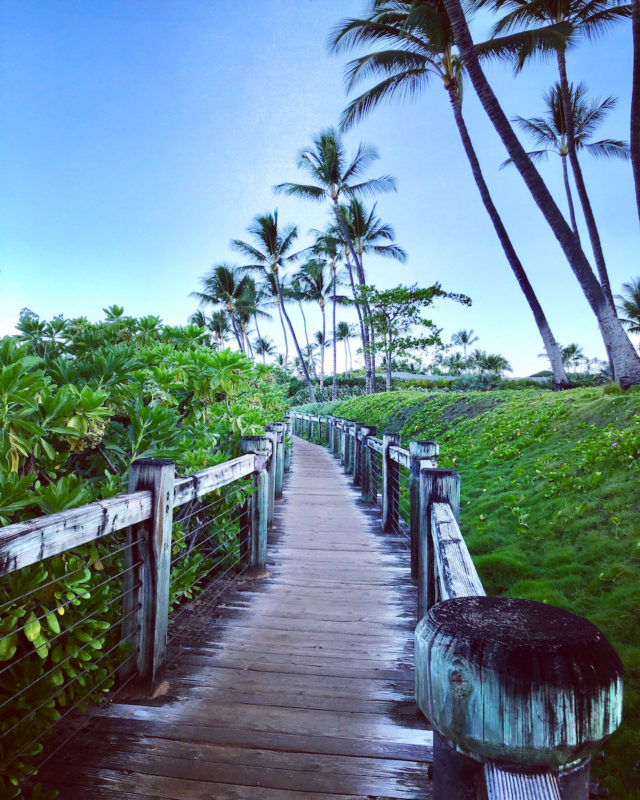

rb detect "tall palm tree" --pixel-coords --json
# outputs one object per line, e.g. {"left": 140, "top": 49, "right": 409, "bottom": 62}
{"left": 274, "top": 128, "right": 397, "bottom": 393}
{"left": 451, "top": 329, "right": 479, "bottom": 360}
{"left": 341, "top": 198, "right": 407, "bottom": 386}
{"left": 254, "top": 336, "right": 276, "bottom": 364}
{"left": 616, "top": 278, "right": 640, "bottom": 334}
{"left": 208, "top": 310, "right": 231, "bottom": 349}
{"left": 390, "top": 0, "right": 640, "bottom": 387}
{"left": 336, "top": 321, "right": 355, "bottom": 376}
{"left": 287, "top": 276, "right": 314, "bottom": 358}
{"left": 311, "top": 230, "right": 344, "bottom": 399}
{"left": 232, "top": 211, "right": 317, "bottom": 402}
{"left": 482, "top": 0, "right": 631, "bottom": 309}
{"left": 260, "top": 272, "right": 290, "bottom": 368}
{"left": 330, "top": 0, "right": 571, "bottom": 390}
{"left": 297, "top": 259, "right": 351, "bottom": 393}
{"left": 191, "top": 264, "right": 253, "bottom": 352}
{"left": 507, "top": 83, "right": 629, "bottom": 240}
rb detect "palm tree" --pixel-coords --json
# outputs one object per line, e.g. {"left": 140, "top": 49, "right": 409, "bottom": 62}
{"left": 507, "top": 83, "right": 629, "bottom": 240}
{"left": 451, "top": 329, "right": 479, "bottom": 360}
{"left": 336, "top": 321, "right": 355, "bottom": 376}
{"left": 633, "top": 1, "right": 640, "bottom": 224}
{"left": 208, "top": 310, "right": 231, "bottom": 349}
{"left": 341, "top": 198, "right": 407, "bottom": 387}
{"left": 191, "top": 264, "right": 253, "bottom": 352}
{"left": 311, "top": 230, "right": 344, "bottom": 400}
{"left": 232, "top": 211, "right": 317, "bottom": 402}
{"left": 274, "top": 128, "right": 396, "bottom": 393}
{"left": 254, "top": 336, "right": 276, "bottom": 364}
{"left": 482, "top": 0, "right": 630, "bottom": 309}
{"left": 425, "top": 0, "right": 640, "bottom": 387}
{"left": 329, "top": 0, "right": 571, "bottom": 390}
{"left": 260, "top": 272, "right": 290, "bottom": 368}
{"left": 616, "top": 278, "right": 640, "bottom": 334}
{"left": 287, "top": 276, "right": 314, "bottom": 358}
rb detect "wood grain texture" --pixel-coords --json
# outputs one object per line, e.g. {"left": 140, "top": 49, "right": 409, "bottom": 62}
{"left": 40, "top": 435, "right": 432, "bottom": 798}
{"left": 173, "top": 454, "right": 256, "bottom": 507}
{"left": 431, "top": 502, "right": 485, "bottom": 600}
{"left": 0, "top": 489, "right": 152, "bottom": 577}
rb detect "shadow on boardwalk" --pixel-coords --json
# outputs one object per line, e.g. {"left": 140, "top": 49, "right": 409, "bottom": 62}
{"left": 40, "top": 437, "right": 433, "bottom": 799}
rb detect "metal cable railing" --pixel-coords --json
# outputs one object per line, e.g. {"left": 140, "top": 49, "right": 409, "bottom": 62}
{"left": 0, "top": 528, "right": 141, "bottom": 788}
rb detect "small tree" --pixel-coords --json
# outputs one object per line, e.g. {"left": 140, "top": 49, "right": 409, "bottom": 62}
{"left": 360, "top": 284, "right": 471, "bottom": 391}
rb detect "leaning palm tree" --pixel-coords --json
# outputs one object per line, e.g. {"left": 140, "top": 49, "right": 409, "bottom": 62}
{"left": 481, "top": 0, "right": 630, "bottom": 309}
{"left": 451, "top": 329, "right": 479, "bottom": 360}
{"left": 232, "top": 211, "right": 317, "bottom": 402}
{"left": 616, "top": 278, "right": 640, "bottom": 335}
{"left": 433, "top": 0, "right": 640, "bottom": 386}
{"left": 275, "top": 128, "right": 396, "bottom": 393}
{"left": 259, "top": 272, "right": 290, "bottom": 368}
{"left": 506, "top": 83, "right": 629, "bottom": 241}
{"left": 329, "top": 0, "right": 571, "bottom": 390}
{"left": 287, "top": 276, "right": 314, "bottom": 357}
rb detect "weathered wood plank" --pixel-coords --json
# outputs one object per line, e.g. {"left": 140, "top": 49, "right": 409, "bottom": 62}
{"left": 0, "top": 490, "right": 152, "bottom": 577}
{"left": 431, "top": 502, "right": 485, "bottom": 600}
{"left": 173, "top": 453, "right": 256, "bottom": 506}
{"left": 367, "top": 436, "right": 383, "bottom": 453}
{"left": 389, "top": 445, "right": 411, "bottom": 469}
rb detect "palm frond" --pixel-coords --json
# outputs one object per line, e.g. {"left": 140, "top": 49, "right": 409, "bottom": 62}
{"left": 274, "top": 181, "right": 326, "bottom": 201}
{"left": 583, "top": 139, "right": 630, "bottom": 159}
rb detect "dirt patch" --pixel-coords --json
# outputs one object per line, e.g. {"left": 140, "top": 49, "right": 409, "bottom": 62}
{"left": 383, "top": 399, "right": 434, "bottom": 434}
{"left": 439, "top": 395, "right": 502, "bottom": 427}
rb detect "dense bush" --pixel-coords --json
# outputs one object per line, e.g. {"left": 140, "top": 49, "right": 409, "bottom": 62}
{"left": 0, "top": 311, "right": 286, "bottom": 797}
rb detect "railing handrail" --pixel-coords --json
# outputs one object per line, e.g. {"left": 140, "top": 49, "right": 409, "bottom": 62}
{"left": 0, "top": 452, "right": 265, "bottom": 579}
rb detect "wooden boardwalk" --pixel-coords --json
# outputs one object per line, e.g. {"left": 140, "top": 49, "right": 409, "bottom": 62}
{"left": 41, "top": 436, "right": 433, "bottom": 799}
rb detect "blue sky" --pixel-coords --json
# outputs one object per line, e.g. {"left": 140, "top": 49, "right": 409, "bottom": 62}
{"left": 0, "top": 0, "right": 637, "bottom": 375}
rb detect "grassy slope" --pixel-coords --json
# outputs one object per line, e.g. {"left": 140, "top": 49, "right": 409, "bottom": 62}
{"left": 325, "top": 388, "right": 640, "bottom": 797}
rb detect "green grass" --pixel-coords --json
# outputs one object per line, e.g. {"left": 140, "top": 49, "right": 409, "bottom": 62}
{"left": 305, "top": 388, "right": 640, "bottom": 796}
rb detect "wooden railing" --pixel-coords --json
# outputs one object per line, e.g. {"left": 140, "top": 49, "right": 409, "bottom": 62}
{"left": 292, "top": 411, "right": 624, "bottom": 800}
{"left": 0, "top": 422, "right": 290, "bottom": 783}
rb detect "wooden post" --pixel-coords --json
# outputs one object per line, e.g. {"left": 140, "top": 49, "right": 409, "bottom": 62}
{"left": 239, "top": 436, "right": 270, "bottom": 573}
{"left": 318, "top": 416, "right": 323, "bottom": 444}
{"left": 418, "top": 467, "right": 460, "bottom": 620}
{"left": 124, "top": 458, "right": 175, "bottom": 686}
{"left": 325, "top": 415, "right": 331, "bottom": 446}
{"left": 352, "top": 424, "right": 362, "bottom": 487}
{"left": 360, "top": 426, "right": 376, "bottom": 501}
{"left": 270, "top": 423, "right": 285, "bottom": 499}
{"left": 382, "top": 433, "right": 400, "bottom": 532}
{"left": 415, "top": 596, "right": 623, "bottom": 800}
{"left": 264, "top": 430, "right": 278, "bottom": 526}
{"left": 284, "top": 419, "right": 292, "bottom": 472}
{"left": 409, "top": 441, "right": 439, "bottom": 582}
{"left": 344, "top": 424, "right": 353, "bottom": 474}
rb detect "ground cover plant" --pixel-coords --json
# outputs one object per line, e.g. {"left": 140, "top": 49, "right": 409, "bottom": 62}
{"left": 0, "top": 310, "right": 287, "bottom": 798}
{"left": 302, "top": 387, "right": 640, "bottom": 797}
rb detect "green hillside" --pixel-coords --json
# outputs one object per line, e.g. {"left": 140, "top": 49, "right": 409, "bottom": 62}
{"left": 302, "top": 388, "right": 640, "bottom": 797}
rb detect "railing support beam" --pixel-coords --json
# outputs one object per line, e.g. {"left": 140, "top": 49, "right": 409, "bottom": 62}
{"left": 125, "top": 458, "right": 175, "bottom": 686}
{"left": 409, "top": 441, "right": 439, "bottom": 582}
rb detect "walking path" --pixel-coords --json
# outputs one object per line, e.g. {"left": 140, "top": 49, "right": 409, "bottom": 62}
{"left": 41, "top": 436, "right": 433, "bottom": 799}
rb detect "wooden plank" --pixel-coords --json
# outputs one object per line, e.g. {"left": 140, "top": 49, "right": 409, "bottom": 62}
{"left": 389, "top": 445, "right": 411, "bottom": 469}
{"left": 431, "top": 502, "right": 485, "bottom": 599}
{"left": 173, "top": 454, "right": 256, "bottom": 506}
{"left": 367, "top": 436, "right": 383, "bottom": 453}
{"left": 0, "top": 489, "right": 152, "bottom": 577}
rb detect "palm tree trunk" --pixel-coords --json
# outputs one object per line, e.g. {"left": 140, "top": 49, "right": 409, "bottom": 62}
{"left": 230, "top": 313, "right": 244, "bottom": 352}
{"left": 320, "top": 302, "right": 326, "bottom": 393}
{"left": 561, "top": 153, "right": 580, "bottom": 241}
{"left": 447, "top": 88, "right": 571, "bottom": 389}
{"left": 277, "top": 302, "right": 289, "bottom": 367}
{"left": 332, "top": 264, "right": 338, "bottom": 400}
{"left": 275, "top": 274, "right": 316, "bottom": 402}
{"left": 333, "top": 201, "right": 373, "bottom": 392}
{"left": 556, "top": 52, "right": 614, "bottom": 307}
{"left": 298, "top": 300, "right": 312, "bottom": 353}
{"left": 441, "top": 0, "right": 640, "bottom": 387}
{"left": 632, "top": 0, "right": 640, "bottom": 224}
{"left": 386, "top": 331, "right": 392, "bottom": 392}
{"left": 344, "top": 251, "right": 371, "bottom": 391}
{"left": 245, "top": 330, "right": 254, "bottom": 357}
{"left": 347, "top": 337, "right": 353, "bottom": 376}
{"left": 254, "top": 314, "right": 262, "bottom": 343}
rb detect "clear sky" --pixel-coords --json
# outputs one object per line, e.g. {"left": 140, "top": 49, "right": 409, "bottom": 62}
{"left": 0, "top": 0, "right": 637, "bottom": 376}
